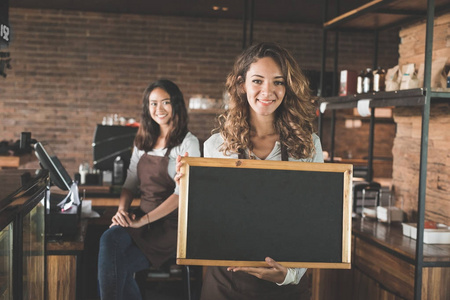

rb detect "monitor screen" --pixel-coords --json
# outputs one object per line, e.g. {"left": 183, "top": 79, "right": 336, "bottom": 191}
{"left": 34, "top": 142, "right": 73, "bottom": 191}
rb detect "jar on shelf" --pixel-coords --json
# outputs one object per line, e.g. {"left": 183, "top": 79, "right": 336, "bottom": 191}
{"left": 363, "top": 68, "right": 373, "bottom": 93}
{"left": 357, "top": 70, "right": 365, "bottom": 94}
{"left": 373, "top": 67, "right": 386, "bottom": 92}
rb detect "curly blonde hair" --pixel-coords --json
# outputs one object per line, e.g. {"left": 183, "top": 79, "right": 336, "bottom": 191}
{"left": 216, "top": 42, "right": 317, "bottom": 159}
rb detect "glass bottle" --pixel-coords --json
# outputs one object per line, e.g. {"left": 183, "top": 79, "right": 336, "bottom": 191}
{"left": 113, "top": 156, "right": 124, "bottom": 185}
{"left": 373, "top": 67, "right": 386, "bottom": 92}
{"left": 357, "top": 70, "right": 365, "bottom": 94}
{"left": 363, "top": 68, "right": 373, "bottom": 93}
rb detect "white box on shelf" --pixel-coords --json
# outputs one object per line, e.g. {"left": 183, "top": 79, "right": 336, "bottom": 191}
{"left": 362, "top": 207, "right": 377, "bottom": 219}
{"left": 377, "top": 206, "right": 403, "bottom": 222}
{"left": 401, "top": 223, "right": 450, "bottom": 244}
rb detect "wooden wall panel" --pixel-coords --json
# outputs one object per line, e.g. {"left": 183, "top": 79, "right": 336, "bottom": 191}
{"left": 422, "top": 267, "right": 450, "bottom": 300}
{"left": 354, "top": 237, "right": 415, "bottom": 299}
{"left": 47, "top": 255, "right": 77, "bottom": 300}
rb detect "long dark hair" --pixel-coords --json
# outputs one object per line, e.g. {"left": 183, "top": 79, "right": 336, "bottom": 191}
{"left": 134, "top": 79, "right": 188, "bottom": 152}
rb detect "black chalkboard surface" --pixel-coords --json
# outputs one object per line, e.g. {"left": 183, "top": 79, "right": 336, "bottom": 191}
{"left": 177, "top": 157, "right": 352, "bottom": 269}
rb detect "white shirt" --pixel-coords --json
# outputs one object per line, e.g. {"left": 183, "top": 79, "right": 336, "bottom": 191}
{"left": 123, "top": 132, "right": 200, "bottom": 195}
{"left": 204, "top": 132, "right": 324, "bottom": 285}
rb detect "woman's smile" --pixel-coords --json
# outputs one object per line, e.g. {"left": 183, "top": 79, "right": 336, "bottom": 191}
{"left": 257, "top": 98, "right": 276, "bottom": 106}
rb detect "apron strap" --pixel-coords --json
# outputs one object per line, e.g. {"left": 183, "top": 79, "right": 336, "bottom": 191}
{"left": 164, "top": 147, "right": 171, "bottom": 157}
{"left": 238, "top": 148, "right": 245, "bottom": 159}
{"left": 280, "top": 143, "right": 288, "bottom": 161}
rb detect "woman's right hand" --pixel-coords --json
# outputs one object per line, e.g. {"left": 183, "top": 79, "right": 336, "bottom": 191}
{"left": 110, "top": 208, "right": 134, "bottom": 228}
{"left": 174, "top": 152, "right": 189, "bottom": 185}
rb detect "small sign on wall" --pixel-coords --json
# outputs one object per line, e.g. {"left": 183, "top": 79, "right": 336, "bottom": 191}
{"left": 0, "top": 0, "right": 10, "bottom": 47}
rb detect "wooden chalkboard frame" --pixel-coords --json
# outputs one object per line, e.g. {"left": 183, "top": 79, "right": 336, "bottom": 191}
{"left": 177, "top": 157, "right": 353, "bottom": 269}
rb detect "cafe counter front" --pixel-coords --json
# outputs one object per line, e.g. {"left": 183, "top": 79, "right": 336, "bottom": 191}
{"left": 0, "top": 169, "right": 47, "bottom": 300}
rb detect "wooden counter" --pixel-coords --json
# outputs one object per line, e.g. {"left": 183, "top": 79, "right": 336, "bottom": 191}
{"left": 88, "top": 197, "right": 140, "bottom": 207}
{"left": 0, "top": 153, "right": 36, "bottom": 169}
{"left": 312, "top": 218, "right": 450, "bottom": 300}
{"left": 353, "top": 218, "right": 450, "bottom": 264}
{"left": 47, "top": 219, "right": 88, "bottom": 300}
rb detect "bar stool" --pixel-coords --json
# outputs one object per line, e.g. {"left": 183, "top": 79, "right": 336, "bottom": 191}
{"left": 135, "top": 260, "right": 194, "bottom": 300}
{"left": 352, "top": 181, "right": 381, "bottom": 215}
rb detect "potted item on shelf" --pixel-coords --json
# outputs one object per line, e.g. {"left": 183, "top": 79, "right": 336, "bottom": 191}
{"left": 400, "top": 63, "right": 419, "bottom": 90}
{"left": 385, "top": 65, "right": 401, "bottom": 91}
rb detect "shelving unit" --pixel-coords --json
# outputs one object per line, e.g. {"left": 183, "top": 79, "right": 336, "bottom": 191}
{"left": 318, "top": 0, "right": 450, "bottom": 299}
{"left": 322, "top": 88, "right": 450, "bottom": 110}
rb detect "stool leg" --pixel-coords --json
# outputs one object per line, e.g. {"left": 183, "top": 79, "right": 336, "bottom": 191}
{"left": 184, "top": 265, "right": 192, "bottom": 300}
{"left": 362, "top": 189, "right": 366, "bottom": 218}
{"left": 134, "top": 270, "right": 147, "bottom": 299}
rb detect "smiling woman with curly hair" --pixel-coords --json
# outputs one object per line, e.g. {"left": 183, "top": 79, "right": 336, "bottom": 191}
{"left": 216, "top": 42, "right": 317, "bottom": 160}
{"left": 196, "top": 42, "right": 324, "bottom": 300}
{"left": 175, "top": 42, "right": 324, "bottom": 300}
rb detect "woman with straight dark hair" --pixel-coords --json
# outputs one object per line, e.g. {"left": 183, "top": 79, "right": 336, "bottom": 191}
{"left": 98, "top": 79, "right": 200, "bottom": 300}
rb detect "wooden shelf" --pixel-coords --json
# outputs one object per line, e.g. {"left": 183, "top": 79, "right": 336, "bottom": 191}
{"left": 324, "top": 0, "right": 450, "bottom": 31}
{"left": 319, "top": 88, "right": 450, "bottom": 110}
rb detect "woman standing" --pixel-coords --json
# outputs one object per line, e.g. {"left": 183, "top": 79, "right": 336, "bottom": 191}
{"left": 98, "top": 79, "right": 200, "bottom": 300}
{"left": 195, "top": 42, "right": 323, "bottom": 299}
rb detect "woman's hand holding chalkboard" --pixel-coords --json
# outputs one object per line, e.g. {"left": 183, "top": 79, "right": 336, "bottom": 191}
{"left": 227, "top": 257, "right": 288, "bottom": 284}
{"left": 175, "top": 152, "right": 189, "bottom": 184}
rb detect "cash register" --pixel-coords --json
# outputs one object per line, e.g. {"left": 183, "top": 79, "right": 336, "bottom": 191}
{"left": 34, "top": 141, "right": 81, "bottom": 237}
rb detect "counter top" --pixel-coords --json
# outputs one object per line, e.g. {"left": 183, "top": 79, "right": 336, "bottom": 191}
{"left": 0, "top": 169, "right": 40, "bottom": 201}
{"left": 0, "top": 153, "right": 36, "bottom": 169}
{"left": 352, "top": 218, "right": 450, "bottom": 263}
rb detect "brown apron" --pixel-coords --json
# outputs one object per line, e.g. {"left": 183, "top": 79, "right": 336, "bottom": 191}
{"left": 200, "top": 144, "right": 311, "bottom": 300}
{"left": 126, "top": 151, "right": 177, "bottom": 269}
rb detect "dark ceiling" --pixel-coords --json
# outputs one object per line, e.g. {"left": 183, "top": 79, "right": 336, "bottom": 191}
{"left": 9, "top": 0, "right": 370, "bottom": 25}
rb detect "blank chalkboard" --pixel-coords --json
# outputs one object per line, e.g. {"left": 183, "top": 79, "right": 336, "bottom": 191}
{"left": 177, "top": 157, "right": 352, "bottom": 269}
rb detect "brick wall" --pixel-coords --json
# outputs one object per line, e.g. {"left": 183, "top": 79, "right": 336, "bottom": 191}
{"left": 392, "top": 13, "right": 450, "bottom": 224}
{"left": 399, "top": 13, "right": 450, "bottom": 67}
{"left": 0, "top": 8, "right": 398, "bottom": 176}
{"left": 320, "top": 109, "right": 396, "bottom": 162}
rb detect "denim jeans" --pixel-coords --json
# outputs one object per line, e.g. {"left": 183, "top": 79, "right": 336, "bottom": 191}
{"left": 98, "top": 225, "right": 150, "bottom": 300}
